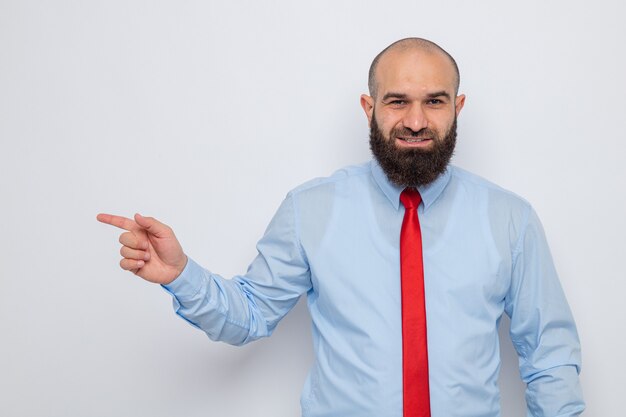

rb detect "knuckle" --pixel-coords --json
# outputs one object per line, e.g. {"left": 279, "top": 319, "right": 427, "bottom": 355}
{"left": 120, "top": 246, "right": 131, "bottom": 257}
{"left": 119, "top": 232, "right": 130, "bottom": 245}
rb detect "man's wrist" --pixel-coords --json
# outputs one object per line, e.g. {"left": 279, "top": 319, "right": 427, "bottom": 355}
{"left": 164, "top": 254, "right": 189, "bottom": 285}
{"left": 161, "top": 257, "right": 204, "bottom": 298}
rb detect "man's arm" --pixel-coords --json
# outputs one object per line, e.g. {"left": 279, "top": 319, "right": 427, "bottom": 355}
{"left": 505, "top": 207, "right": 585, "bottom": 416}
{"left": 98, "top": 194, "right": 311, "bottom": 346}
{"left": 160, "top": 194, "right": 311, "bottom": 345}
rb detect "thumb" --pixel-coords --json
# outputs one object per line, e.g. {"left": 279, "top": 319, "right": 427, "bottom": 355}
{"left": 134, "top": 213, "right": 171, "bottom": 237}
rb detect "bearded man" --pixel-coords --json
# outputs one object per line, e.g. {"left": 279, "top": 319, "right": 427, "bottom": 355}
{"left": 98, "top": 38, "right": 585, "bottom": 417}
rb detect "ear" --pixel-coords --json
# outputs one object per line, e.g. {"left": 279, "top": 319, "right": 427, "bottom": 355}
{"left": 360, "top": 94, "right": 375, "bottom": 127}
{"left": 454, "top": 94, "right": 466, "bottom": 117}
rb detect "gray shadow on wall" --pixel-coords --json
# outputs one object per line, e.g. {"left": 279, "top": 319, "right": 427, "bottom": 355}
{"left": 201, "top": 297, "right": 314, "bottom": 416}
{"left": 498, "top": 314, "right": 527, "bottom": 417}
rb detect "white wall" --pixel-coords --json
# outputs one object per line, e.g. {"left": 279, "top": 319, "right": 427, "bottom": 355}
{"left": 1, "top": 1, "right": 624, "bottom": 416}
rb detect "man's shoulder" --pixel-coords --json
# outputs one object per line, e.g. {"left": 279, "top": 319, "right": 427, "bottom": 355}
{"left": 448, "top": 165, "right": 531, "bottom": 209}
{"left": 287, "top": 161, "right": 373, "bottom": 197}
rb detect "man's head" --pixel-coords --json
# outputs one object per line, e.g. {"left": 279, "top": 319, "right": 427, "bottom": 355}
{"left": 361, "top": 38, "right": 465, "bottom": 187}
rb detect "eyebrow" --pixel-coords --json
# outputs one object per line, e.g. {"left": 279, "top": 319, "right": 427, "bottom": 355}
{"left": 426, "top": 91, "right": 452, "bottom": 100}
{"left": 381, "top": 92, "right": 408, "bottom": 101}
{"left": 381, "top": 91, "right": 452, "bottom": 102}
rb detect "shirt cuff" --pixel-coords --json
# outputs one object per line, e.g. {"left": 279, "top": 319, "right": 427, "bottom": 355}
{"left": 161, "top": 257, "right": 205, "bottom": 299}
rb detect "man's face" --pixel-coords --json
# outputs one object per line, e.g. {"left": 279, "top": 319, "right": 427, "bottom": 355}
{"left": 369, "top": 110, "right": 457, "bottom": 187}
{"left": 361, "top": 48, "right": 465, "bottom": 187}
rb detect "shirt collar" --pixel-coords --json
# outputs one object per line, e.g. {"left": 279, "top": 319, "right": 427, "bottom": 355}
{"left": 370, "top": 159, "right": 452, "bottom": 211}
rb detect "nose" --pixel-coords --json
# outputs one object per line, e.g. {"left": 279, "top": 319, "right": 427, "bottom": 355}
{"left": 401, "top": 103, "right": 428, "bottom": 132}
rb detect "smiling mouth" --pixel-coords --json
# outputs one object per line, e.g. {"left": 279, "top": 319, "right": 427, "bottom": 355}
{"left": 397, "top": 137, "right": 431, "bottom": 143}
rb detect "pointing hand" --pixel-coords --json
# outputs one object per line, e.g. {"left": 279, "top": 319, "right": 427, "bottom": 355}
{"left": 96, "top": 213, "right": 188, "bottom": 285}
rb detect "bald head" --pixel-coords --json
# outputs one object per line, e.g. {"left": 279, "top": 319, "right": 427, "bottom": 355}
{"left": 368, "top": 38, "right": 460, "bottom": 98}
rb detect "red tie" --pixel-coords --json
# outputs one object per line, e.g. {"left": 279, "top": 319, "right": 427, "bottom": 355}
{"left": 400, "top": 188, "right": 431, "bottom": 417}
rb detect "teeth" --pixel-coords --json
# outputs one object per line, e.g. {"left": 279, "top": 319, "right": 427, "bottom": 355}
{"left": 404, "top": 138, "right": 425, "bottom": 143}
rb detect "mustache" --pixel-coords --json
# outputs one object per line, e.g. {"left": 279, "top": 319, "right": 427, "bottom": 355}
{"left": 392, "top": 127, "right": 438, "bottom": 138}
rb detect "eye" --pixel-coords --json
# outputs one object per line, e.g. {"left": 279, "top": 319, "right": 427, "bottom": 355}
{"left": 427, "top": 99, "right": 443, "bottom": 105}
{"left": 388, "top": 100, "right": 407, "bottom": 106}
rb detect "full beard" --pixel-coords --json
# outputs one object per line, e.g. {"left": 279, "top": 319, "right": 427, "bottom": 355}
{"left": 369, "top": 116, "right": 457, "bottom": 187}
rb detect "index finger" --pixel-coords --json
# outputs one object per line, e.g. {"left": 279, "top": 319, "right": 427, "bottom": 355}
{"left": 96, "top": 213, "right": 141, "bottom": 231}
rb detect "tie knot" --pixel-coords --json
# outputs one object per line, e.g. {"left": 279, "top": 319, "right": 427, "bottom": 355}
{"left": 400, "top": 188, "right": 422, "bottom": 209}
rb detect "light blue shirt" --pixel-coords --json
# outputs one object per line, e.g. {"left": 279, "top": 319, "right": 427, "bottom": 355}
{"left": 163, "top": 160, "right": 584, "bottom": 417}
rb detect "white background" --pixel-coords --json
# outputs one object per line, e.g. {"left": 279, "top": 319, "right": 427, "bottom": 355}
{"left": 1, "top": 1, "right": 624, "bottom": 416}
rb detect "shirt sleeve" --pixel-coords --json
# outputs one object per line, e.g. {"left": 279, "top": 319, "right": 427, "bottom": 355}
{"left": 161, "top": 193, "right": 311, "bottom": 346}
{"left": 505, "top": 207, "right": 585, "bottom": 416}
